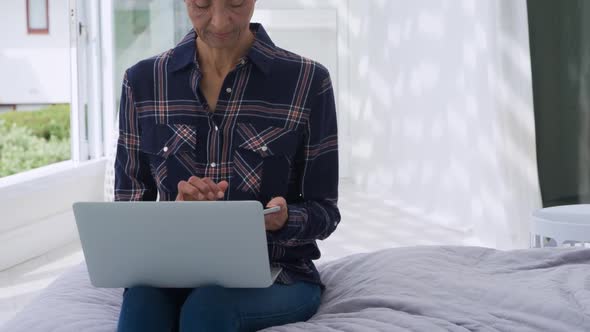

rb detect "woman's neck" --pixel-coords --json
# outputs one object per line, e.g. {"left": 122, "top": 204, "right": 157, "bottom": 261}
{"left": 196, "top": 29, "right": 255, "bottom": 77}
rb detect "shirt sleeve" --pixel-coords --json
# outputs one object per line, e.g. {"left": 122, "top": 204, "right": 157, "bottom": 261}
{"left": 114, "top": 70, "right": 157, "bottom": 201}
{"left": 269, "top": 69, "right": 341, "bottom": 245}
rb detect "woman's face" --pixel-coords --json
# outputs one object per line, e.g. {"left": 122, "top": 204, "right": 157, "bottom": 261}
{"left": 185, "top": 0, "right": 256, "bottom": 49}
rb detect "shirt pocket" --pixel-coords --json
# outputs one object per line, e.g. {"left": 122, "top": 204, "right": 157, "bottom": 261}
{"left": 235, "top": 123, "right": 298, "bottom": 157}
{"left": 140, "top": 123, "right": 197, "bottom": 158}
{"left": 140, "top": 123, "right": 197, "bottom": 195}
{"left": 233, "top": 123, "right": 299, "bottom": 199}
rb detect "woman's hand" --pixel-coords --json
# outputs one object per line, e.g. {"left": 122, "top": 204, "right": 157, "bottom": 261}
{"left": 176, "top": 177, "right": 229, "bottom": 201}
{"left": 265, "top": 197, "right": 289, "bottom": 231}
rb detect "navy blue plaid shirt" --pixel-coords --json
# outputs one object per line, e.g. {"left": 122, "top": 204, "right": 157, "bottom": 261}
{"left": 115, "top": 23, "right": 340, "bottom": 287}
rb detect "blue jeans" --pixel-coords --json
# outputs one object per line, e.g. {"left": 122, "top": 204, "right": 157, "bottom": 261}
{"left": 117, "top": 282, "right": 321, "bottom": 332}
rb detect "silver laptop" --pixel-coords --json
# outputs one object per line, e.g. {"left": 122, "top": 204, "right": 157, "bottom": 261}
{"left": 72, "top": 201, "right": 282, "bottom": 288}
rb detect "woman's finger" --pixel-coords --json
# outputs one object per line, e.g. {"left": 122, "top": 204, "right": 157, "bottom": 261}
{"left": 202, "top": 177, "right": 223, "bottom": 200}
{"left": 188, "top": 176, "right": 212, "bottom": 200}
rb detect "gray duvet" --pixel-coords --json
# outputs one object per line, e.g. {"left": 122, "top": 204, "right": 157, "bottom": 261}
{"left": 2, "top": 246, "right": 590, "bottom": 332}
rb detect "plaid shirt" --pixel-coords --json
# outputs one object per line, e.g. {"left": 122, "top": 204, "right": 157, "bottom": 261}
{"left": 115, "top": 23, "right": 340, "bottom": 287}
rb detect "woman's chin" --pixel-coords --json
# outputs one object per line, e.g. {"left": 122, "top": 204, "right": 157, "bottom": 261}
{"left": 202, "top": 34, "right": 239, "bottom": 49}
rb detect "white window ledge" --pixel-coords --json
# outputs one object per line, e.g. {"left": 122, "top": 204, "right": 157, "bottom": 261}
{"left": 0, "top": 160, "right": 92, "bottom": 189}
{"left": 0, "top": 159, "right": 106, "bottom": 271}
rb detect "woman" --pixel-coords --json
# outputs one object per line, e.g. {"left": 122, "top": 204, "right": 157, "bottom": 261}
{"left": 114, "top": 0, "right": 340, "bottom": 331}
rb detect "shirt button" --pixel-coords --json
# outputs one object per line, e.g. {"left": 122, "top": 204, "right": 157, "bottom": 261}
{"left": 260, "top": 145, "right": 268, "bottom": 152}
{"left": 163, "top": 146, "right": 169, "bottom": 152}
{"left": 215, "top": 126, "right": 219, "bottom": 131}
{"left": 226, "top": 87, "right": 232, "bottom": 94}
{"left": 240, "top": 59, "right": 246, "bottom": 65}
{"left": 210, "top": 162, "right": 217, "bottom": 168}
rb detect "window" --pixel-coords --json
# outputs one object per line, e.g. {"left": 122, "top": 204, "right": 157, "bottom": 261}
{"left": 27, "top": 0, "right": 49, "bottom": 34}
{"left": 0, "top": 0, "right": 70, "bottom": 179}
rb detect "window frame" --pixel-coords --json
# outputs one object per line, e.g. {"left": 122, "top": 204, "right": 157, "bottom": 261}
{"left": 0, "top": 0, "right": 110, "bottom": 270}
{"left": 26, "top": 0, "right": 50, "bottom": 35}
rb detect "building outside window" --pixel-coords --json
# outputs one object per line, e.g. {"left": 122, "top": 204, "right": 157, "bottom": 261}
{"left": 27, "top": 0, "right": 49, "bottom": 34}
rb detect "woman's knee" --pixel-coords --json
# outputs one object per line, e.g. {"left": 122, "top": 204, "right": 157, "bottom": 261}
{"left": 179, "top": 285, "right": 238, "bottom": 330}
{"left": 181, "top": 285, "right": 232, "bottom": 313}
{"left": 118, "top": 287, "right": 179, "bottom": 332}
{"left": 123, "top": 286, "right": 167, "bottom": 303}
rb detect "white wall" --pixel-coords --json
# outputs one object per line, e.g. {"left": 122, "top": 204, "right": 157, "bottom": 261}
{"left": 0, "top": 0, "right": 70, "bottom": 105}
{"left": 347, "top": 0, "right": 542, "bottom": 249}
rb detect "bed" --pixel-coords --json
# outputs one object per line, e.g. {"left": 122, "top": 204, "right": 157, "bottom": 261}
{"left": 2, "top": 245, "right": 590, "bottom": 331}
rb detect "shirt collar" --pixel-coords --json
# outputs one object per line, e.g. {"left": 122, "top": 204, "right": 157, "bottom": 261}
{"left": 169, "top": 23, "right": 276, "bottom": 75}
